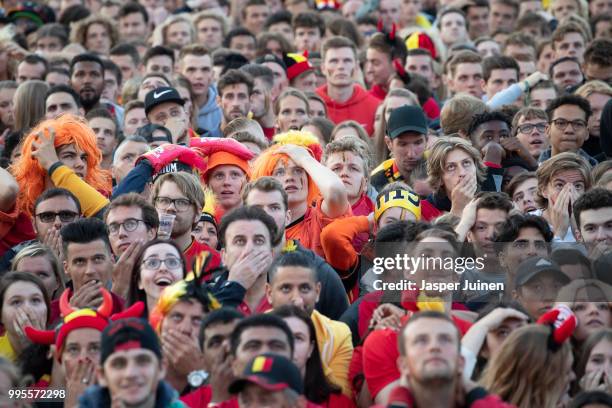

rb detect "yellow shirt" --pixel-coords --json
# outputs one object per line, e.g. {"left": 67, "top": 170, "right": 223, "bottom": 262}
{"left": 0, "top": 335, "right": 17, "bottom": 362}
{"left": 312, "top": 310, "right": 353, "bottom": 397}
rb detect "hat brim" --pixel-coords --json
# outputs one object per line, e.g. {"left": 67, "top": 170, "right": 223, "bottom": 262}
{"left": 145, "top": 97, "right": 185, "bottom": 116}
{"left": 516, "top": 268, "right": 570, "bottom": 288}
{"left": 389, "top": 125, "right": 427, "bottom": 139}
{"left": 228, "top": 376, "right": 289, "bottom": 394}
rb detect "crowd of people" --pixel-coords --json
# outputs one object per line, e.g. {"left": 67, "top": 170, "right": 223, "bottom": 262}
{"left": 0, "top": 0, "right": 610, "bottom": 406}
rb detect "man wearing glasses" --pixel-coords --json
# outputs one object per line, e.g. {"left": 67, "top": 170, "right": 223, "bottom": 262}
{"left": 0, "top": 187, "right": 81, "bottom": 271}
{"left": 512, "top": 107, "right": 550, "bottom": 162}
{"left": 104, "top": 193, "right": 159, "bottom": 298}
{"left": 538, "top": 94, "right": 597, "bottom": 166}
{"left": 150, "top": 172, "right": 220, "bottom": 271}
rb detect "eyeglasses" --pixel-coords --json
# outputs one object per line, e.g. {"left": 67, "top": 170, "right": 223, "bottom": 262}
{"left": 141, "top": 256, "right": 182, "bottom": 270}
{"left": 35, "top": 211, "right": 79, "bottom": 223}
{"left": 518, "top": 123, "right": 547, "bottom": 134}
{"left": 551, "top": 118, "right": 587, "bottom": 131}
{"left": 154, "top": 197, "right": 192, "bottom": 211}
{"left": 107, "top": 218, "right": 145, "bottom": 235}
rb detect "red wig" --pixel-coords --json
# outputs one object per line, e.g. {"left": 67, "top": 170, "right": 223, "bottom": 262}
{"left": 11, "top": 114, "right": 111, "bottom": 217}
{"left": 251, "top": 131, "right": 323, "bottom": 205}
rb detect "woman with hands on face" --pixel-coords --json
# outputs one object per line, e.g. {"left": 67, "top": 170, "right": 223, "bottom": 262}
{"left": 425, "top": 137, "right": 489, "bottom": 216}
{"left": 534, "top": 152, "right": 592, "bottom": 242}
{"left": 0, "top": 272, "right": 49, "bottom": 362}
{"left": 576, "top": 329, "right": 612, "bottom": 395}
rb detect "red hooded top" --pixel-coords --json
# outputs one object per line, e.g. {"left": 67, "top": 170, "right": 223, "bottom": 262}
{"left": 316, "top": 84, "right": 381, "bottom": 136}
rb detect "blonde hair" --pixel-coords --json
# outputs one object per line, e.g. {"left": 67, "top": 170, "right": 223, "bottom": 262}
{"left": 535, "top": 152, "right": 592, "bottom": 208}
{"left": 13, "top": 80, "right": 49, "bottom": 133}
{"left": 70, "top": 14, "right": 118, "bottom": 52}
{"left": 11, "top": 243, "right": 65, "bottom": 297}
{"left": 152, "top": 14, "right": 196, "bottom": 47}
{"left": 330, "top": 120, "right": 371, "bottom": 146}
{"left": 440, "top": 94, "right": 487, "bottom": 136}
{"left": 323, "top": 135, "right": 372, "bottom": 178}
{"left": 151, "top": 172, "right": 204, "bottom": 213}
{"left": 575, "top": 80, "right": 612, "bottom": 99}
{"left": 480, "top": 324, "right": 572, "bottom": 408}
{"left": 426, "top": 136, "right": 487, "bottom": 195}
{"left": 192, "top": 10, "right": 228, "bottom": 37}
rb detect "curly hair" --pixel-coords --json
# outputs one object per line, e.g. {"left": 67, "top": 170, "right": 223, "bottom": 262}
{"left": 11, "top": 114, "right": 111, "bottom": 217}
{"left": 69, "top": 14, "right": 118, "bottom": 53}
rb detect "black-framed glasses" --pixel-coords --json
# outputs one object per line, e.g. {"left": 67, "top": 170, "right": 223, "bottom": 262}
{"left": 107, "top": 219, "right": 145, "bottom": 235}
{"left": 518, "top": 123, "right": 547, "bottom": 134}
{"left": 35, "top": 211, "right": 79, "bottom": 223}
{"left": 141, "top": 256, "right": 182, "bottom": 270}
{"left": 154, "top": 197, "right": 192, "bottom": 211}
{"left": 551, "top": 118, "right": 587, "bottom": 131}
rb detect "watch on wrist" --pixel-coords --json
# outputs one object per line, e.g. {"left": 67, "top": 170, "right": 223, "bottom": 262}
{"left": 187, "top": 370, "right": 209, "bottom": 388}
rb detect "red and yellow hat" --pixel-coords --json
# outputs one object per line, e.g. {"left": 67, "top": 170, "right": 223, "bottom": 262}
{"left": 25, "top": 288, "right": 144, "bottom": 361}
{"left": 405, "top": 31, "right": 438, "bottom": 60}
{"left": 283, "top": 52, "right": 313, "bottom": 82}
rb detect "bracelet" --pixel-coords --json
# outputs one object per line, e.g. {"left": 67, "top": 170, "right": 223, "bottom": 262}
{"left": 523, "top": 80, "right": 530, "bottom": 93}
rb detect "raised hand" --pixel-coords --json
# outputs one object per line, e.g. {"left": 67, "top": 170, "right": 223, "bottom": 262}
{"left": 161, "top": 329, "right": 205, "bottom": 376}
{"left": 227, "top": 248, "right": 272, "bottom": 289}
{"left": 549, "top": 184, "right": 571, "bottom": 239}
{"left": 111, "top": 240, "right": 144, "bottom": 299}
{"left": 450, "top": 176, "right": 477, "bottom": 216}
{"left": 31, "top": 128, "right": 60, "bottom": 171}
{"left": 69, "top": 280, "right": 104, "bottom": 309}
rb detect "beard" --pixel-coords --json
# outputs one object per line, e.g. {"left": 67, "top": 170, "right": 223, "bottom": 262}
{"left": 80, "top": 92, "right": 101, "bottom": 111}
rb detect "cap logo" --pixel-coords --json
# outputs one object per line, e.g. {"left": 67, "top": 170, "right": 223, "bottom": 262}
{"left": 114, "top": 340, "right": 142, "bottom": 352}
{"left": 536, "top": 259, "right": 552, "bottom": 267}
{"left": 153, "top": 89, "right": 172, "bottom": 99}
{"left": 251, "top": 356, "right": 273, "bottom": 373}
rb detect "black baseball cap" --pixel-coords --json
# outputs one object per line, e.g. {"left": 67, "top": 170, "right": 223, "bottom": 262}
{"left": 144, "top": 86, "right": 184, "bottom": 116}
{"left": 387, "top": 105, "right": 428, "bottom": 138}
{"left": 100, "top": 318, "right": 162, "bottom": 365}
{"left": 515, "top": 256, "right": 570, "bottom": 289}
{"left": 228, "top": 353, "right": 303, "bottom": 395}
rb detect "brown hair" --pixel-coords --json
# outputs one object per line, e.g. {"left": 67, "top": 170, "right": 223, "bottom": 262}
{"left": 592, "top": 160, "right": 612, "bottom": 184}
{"left": 323, "top": 135, "right": 372, "bottom": 178}
{"left": 535, "top": 152, "right": 592, "bottom": 208}
{"left": 511, "top": 107, "right": 548, "bottom": 136}
{"left": 426, "top": 136, "right": 487, "bottom": 195}
{"left": 440, "top": 94, "right": 487, "bottom": 135}
{"left": 179, "top": 43, "right": 210, "bottom": 61}
{"left": 504, "top": 171, "right": 537, "bottom": 199}
{"left": 242, "top": 176, "right": 289, "bottom": 212}
{"left": 151, "top": 172, "right": 204, "bottom": 213}
{"left": 192, "top": 11, "right": 228, "bottom": 36}
{"left": 321, "top": 36, "right": 357, "bottom": 61}
{"left": 70, "top": 14, "right": 118, "bottom": 50}
{"left": 274, "top": 88, "right": 310, "bottom": 116}
{"left": 551, "top": 22, "right": 587, "bottom": 50}
{"left": 105, "top": 192, "right": 160, "bottom": 231}
{"left": 330, "top": 120, "right": 371, "bottom": 146}
{"left": 446, "top": 50, "right": 482, "bottom": 78}
{"left": 480, "top": 324, "right": 572, "bottom": 408}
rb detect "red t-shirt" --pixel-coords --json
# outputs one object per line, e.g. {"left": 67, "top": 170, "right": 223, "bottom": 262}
{"left": 180, "top": 385, "right": 212, "bottom": 408}
{"left": 184, "top": 239, "right": 222, "bottom": 279}
{"left": 286, "top": 198, "right": 351, "bottom": 258}
{"left": 362, "top": 314, "right": 472, "bottom": 400}
{"left": 0, "top": 209, "right": 35, "bottom": 258}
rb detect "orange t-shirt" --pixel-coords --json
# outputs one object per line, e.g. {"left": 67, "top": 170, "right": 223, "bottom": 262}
{"left": 286, "top": 198, "right": 351, "bottom": 258}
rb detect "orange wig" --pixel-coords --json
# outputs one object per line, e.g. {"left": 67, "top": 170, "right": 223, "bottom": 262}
{"left": 11, "top": 114, "right": 111, "bottom": 217}
{"left": 251, "top": 130, "right": 322, "bottom": 205}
